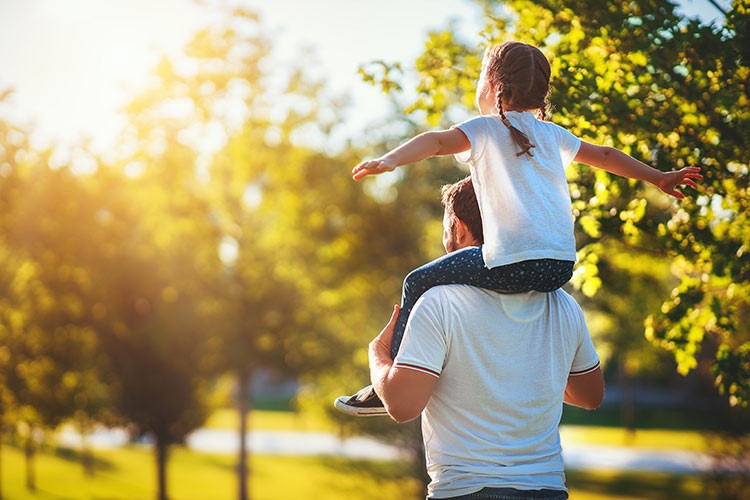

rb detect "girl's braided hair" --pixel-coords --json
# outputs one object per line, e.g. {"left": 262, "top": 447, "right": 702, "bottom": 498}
{"left": 483, "top": 42, "right": 551, "bottom": 158}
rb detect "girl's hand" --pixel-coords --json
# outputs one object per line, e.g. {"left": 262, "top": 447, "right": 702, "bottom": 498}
{"left": 352, "top": 157, "right": 397, "bottom": 180}
{"left": 657, "top": 166, "right": 703, "bottom": 199}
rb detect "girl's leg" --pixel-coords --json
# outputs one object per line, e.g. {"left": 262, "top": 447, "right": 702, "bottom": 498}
{"left": 390, "top": 250, "right": 574, "bottom": 358}
{"left": 498, "top": 258, "right": 574, "bottom": 293}
{"left": 390, "top": 246, "right": 512, "bottom": 358}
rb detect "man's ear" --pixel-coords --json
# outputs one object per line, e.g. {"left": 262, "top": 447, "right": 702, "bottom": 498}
{"left": 454, "top": 216, "right": 480, "bottom": 247}
{"left": 454, "top": 216, "right": 470, "bottom": 245}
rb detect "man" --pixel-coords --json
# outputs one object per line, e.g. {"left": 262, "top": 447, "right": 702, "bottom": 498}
{"left": 368, "top": 176, "right": 604, "bottom": 499}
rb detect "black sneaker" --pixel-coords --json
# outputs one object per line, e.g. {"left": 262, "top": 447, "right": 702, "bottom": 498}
{"left": 334, "top": 385, "right": 387, "bottom": 417}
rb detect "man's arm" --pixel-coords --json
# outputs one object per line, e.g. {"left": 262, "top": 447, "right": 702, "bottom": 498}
{"left": 564, "top": 365, "right": 604, "bottom": 410}
{"left": 574, "top": 141, "right": 702, "bottom": 199}
{"left": 369, "top": 306, "right": 438, "bottom": 423}
{"left": 352, "top": 128, "right": 471, "bottom": 180}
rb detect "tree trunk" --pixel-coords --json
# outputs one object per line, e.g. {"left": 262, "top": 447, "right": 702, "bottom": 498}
{"left": 24, "top": 426, "right": 35, "bottom": 492}
{"left": 237, "top": 369, "right": 252, "bottom": 500}
{"left": 155, "top": 436, "right": 169, "bottom": 500}
{"left": 79, "top": 418, "right": 95, "bottom": 477}
{"left": 618, "top": 362, "right": 636, "bottom": 444}
{"left": 0, "top": 418, "right": 4, "bottom": 500}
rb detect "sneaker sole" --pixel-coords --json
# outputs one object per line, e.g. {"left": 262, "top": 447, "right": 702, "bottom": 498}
{"left": 333, "top": 397, "right": 389, "bottom": 417}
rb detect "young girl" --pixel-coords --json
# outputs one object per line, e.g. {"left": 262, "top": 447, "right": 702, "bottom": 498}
{"left": 335, "top": 41, "right": 701, "bottom": 417}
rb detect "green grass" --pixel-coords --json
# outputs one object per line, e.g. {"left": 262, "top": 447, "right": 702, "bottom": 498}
{"left": 566, "top": 469, "right": 707, "bottom": 500}
{"left": 1, "top": 410, "right": 724, "bottom": 499}
{"left": 205, "top": 409, "right": 709, "bottom": 453}
{"left": 0, "top": 444, "right": 421, "bottom": 499}
{"left": 205, "top": 409, "right": 710, "bottom": 452}
{"left": 560, "top": 425, "right": 707, "bottom": 452}
{"left": 3, "top": 444, "right": 722, "bottom": 500}
{"left": 1, "top": 443, "right": 719, "bottom": 500}
{"left": 561, "top": 404, "right": 725, "bottom": 431}
{"left": 203, "top": 408, "right": 335, "bottom": 432}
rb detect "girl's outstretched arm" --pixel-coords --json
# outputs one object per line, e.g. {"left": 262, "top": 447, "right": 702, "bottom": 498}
{"left": 575, "top": 141, "right": 703, "bottom": 199}
{"left": 352, "top": 128, "right": 470, "bottom": 180}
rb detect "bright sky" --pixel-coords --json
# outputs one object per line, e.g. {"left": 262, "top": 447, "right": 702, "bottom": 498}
{"left": 0, "top": 0, "right": 727, "bottom": 153}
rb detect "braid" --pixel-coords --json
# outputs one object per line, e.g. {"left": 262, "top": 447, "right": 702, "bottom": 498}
{"left": 498, "top": 100, "right": 535, "bottom": 158}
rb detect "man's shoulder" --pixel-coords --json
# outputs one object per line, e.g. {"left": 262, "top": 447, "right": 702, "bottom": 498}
{"left": 419, "top": 285, "right": 547, "bottom": 315}
{"left": 414, "top": 285, "right": 488, "bottom": 318}
{"left": 548, "top": 287, "right": 583, "bottom": 310}
{"left": 423, "top": 284, "right": 550, "bottom": 300}
{"left": 421, "top": 285, "right": 583, "bottom": 317}
{"left": 421, "top": 283, "right": 488, "bottom": 301}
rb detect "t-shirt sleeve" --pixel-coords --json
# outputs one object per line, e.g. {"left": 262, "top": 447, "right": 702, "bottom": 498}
{"left": 393, "top": 290, "right": 449, "bottom": 378}
{"left": 569, "top": 308, "right": 600, "bottom": 376}
{"left": 551, "top": 122, "right": 582, "bottom": 167}
{"left": 453, "top": 116, "right": 489, "bottom": 166}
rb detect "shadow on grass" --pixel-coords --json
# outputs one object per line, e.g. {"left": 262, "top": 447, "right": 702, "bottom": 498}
{"left": 191, "top": 451, "right": 418, "bottom": 483}
{"left": 53, "top": 445, "right": 117, "bottom": 472}
{"left": 562, "top": 405, "right": 726, "bottom": 431}
{"left": 320, "top": 456, "right": 425, "bottom": 499}
{"left": 567, "top": 469, "right": 705, "bottom": 499}
{"left": 190, "top": 450, "right": 236, "bottom": 472}
{"left": 23, "top": 489, "right": 73, "bottom": 500}
{"left": 318, "top": 455, "right": 415, "bottom": 482}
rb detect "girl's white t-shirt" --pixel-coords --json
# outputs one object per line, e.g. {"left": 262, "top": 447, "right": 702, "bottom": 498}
{"left": 454, "top": 111, "right": 581, "bottom": 268}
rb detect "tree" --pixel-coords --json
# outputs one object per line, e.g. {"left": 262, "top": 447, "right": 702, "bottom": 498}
{"left": 0, "top": 90, "right": 30, "bottom": 499}
{"left": 77, "top": 160, "right": 217, "bottom": 500}
{"left": 116, "top": 5, "right": 360, "bottom": 499}
{"left": 0, "top": 92, "right": 115, "bottom": 491}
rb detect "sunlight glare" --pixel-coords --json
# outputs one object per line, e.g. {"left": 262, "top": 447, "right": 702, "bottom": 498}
{"left": 218, "top": 235, "right": 239, "bottom": 266}
{"left": 0, "top": 0, "right": 726, "bottom": 155}
{"left": 243, "top": 183, "right": 263, "bottom": 209}
{"left": 0, "top": 0, "right": 203, "bottom": 151}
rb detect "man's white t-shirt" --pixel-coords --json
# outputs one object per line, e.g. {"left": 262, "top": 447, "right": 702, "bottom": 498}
{"left": 454, "top": 112, "right": 581, "bottom": 269}
{"left": 394, "top": 286, "right": 599, "bottom": 499}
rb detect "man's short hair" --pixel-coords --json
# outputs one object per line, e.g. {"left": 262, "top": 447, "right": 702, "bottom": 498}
{"left": 441, "top": 176, "right": 483, "bottom": 243}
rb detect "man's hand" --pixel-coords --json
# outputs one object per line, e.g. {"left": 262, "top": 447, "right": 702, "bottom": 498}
{"left": 369, "top": 305, "right": 399, "bottom": 356}
{"left": 369, "top": 304, "right": 438, "bottom": 423}
{"left": 352, "top": 157, "right": 397, "bottom": 181}
{"left": 656, "top": 166, "right": 703, "bottom": 199}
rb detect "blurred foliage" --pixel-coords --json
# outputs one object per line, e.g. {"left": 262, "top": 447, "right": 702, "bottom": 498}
{"left": 0, "top": 2, "right": 461, "bottom": 497}
{"left": 704, "top": 422, "right": 750, "bottom": 498}
{"left": 361, "top": 0, "right": 749, "bottom": 408}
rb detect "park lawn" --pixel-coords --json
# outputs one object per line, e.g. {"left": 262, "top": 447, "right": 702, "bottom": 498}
{"left": 208, "top": 410, "right": 708, "bottom": 453}
{"left": 203, "top": 408, "right": 336, "bottom": 432}
{"left": 566, "top": 469, "right": 706, "bottom": 500}
{"left": 1, "top": 443, "right": 712, "bottom": 500}
{"left": 0, "top": 444, "right": 421, "bottom": 499}
{"left": 4, "top": 412, "right": 715, "bottom": 499}
{"left": 560, "top": 425, "right": 707, "bottom": 452}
